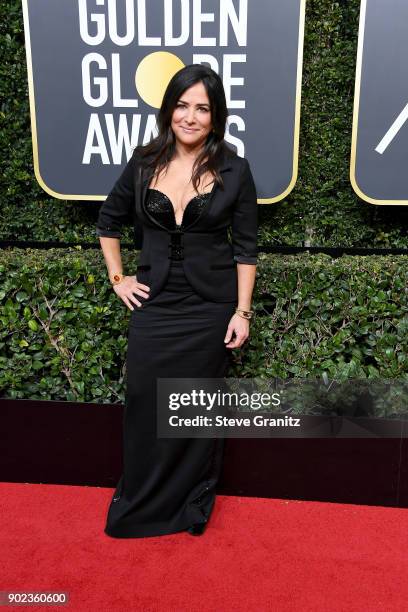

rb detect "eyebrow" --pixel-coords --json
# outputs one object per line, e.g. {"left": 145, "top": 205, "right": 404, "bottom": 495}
{"left": 177, "top": 99, "right": 210, "bottom": 107}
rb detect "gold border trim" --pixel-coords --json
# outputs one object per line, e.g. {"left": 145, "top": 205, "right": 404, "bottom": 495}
{"left": 22, "top": 0, "right": 104, "bottom": 200}
{"left": 350, "top": 0, "right": 408, "bottom": 205}
{"left": 259, "top": 0, "right": 306, "bottom": 204}
{"left": 23, "top": 0, "right": 306, "bottom": 203}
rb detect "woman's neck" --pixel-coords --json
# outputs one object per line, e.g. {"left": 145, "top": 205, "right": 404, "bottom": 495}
{"left": 173, "top": 141, "right": 206, "bottom": 164}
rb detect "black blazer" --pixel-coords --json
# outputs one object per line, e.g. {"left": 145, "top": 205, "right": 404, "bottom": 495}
{"left": 96, "top": 144, "right": 258, "bottom": 302}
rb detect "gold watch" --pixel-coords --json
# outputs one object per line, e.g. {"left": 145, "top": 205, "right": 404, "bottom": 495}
{"left": 110, "top": 272, "right": 124, "bottom": 285}
{"left": 235, "top": 308, "right": 254, "bottom": 320}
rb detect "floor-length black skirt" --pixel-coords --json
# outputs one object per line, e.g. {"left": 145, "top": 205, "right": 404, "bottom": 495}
{"left": 104, "top": 260, "right": 236, "bottom": 538}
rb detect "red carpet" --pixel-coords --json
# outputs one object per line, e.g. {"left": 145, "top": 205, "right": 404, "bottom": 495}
{"left": 1, "top": 482, "right": 407, "bottom": 611}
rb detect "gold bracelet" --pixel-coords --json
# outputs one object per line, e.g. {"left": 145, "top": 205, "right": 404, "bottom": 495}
{"left": 235, "top": 308, "right": 254, "bottom": 320}
{"left": 110, "top": 272, "right": 124, "bottom": 285}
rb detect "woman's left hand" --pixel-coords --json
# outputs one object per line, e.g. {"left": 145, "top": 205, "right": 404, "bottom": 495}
{"left": 224, "top": 313, "right": 250, "bottom": 349}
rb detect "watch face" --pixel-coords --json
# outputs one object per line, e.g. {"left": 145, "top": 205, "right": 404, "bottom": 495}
{"left": 111, "top": 273, "right": 123, "bottom": 285}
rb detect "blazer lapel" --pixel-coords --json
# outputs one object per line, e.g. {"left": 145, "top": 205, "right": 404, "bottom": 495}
{"left": 138, "top": 164, "right": 154, "bottom": 219}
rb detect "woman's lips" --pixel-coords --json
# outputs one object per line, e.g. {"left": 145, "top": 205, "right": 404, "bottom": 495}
{"left": 181, "top": 127, "right": 198, "bottom": 132}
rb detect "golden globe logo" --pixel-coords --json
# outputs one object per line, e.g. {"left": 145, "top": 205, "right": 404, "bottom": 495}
{"left": 79, "top": 0, "right": 249, "bottom": 164}
{"left": 23, "top": 0, "right": 304, "bottom": 200}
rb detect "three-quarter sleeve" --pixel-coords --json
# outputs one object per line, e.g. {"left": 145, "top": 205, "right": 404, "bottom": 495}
{"left": 231, "top": 157, "right": 258, "bottom": 264}
{"left": 95, "top": 149, "right": 137, "bottom": 238}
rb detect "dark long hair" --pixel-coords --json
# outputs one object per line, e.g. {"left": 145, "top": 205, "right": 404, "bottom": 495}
{"left": 137, "top": 64, "right": 231, "bottom": 191}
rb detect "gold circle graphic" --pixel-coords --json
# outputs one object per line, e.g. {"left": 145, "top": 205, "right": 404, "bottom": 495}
{"left": 135, "top": 52, "right": 185, "bottom": 109}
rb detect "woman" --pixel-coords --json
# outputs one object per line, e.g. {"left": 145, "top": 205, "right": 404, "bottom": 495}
{"left": 96, "top": 64, "right": 258, "bottom": 538}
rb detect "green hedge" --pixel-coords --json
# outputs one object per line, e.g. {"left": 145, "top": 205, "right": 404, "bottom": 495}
{"left": 1, "top": 0, "right": 408, "bottom": 247}
{"left": 1, "top": 249, "right": 407, "bottom": 414}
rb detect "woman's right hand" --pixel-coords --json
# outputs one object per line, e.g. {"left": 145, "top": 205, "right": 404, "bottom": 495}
{"left": 112, "top": 275, "right": 150, "bottom": 310}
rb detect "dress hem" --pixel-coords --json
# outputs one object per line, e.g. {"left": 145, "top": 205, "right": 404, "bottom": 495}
{"left": 104, "top": 518, "right": 207, "bottom": 539}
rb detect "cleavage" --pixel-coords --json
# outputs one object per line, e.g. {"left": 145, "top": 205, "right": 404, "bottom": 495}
{"left": 147, "top": 184, "right": 214, "bottom": 227}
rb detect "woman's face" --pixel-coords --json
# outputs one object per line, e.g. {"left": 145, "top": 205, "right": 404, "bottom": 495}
{"left": 171, "top": 81, "right": 213, "bottom": 149}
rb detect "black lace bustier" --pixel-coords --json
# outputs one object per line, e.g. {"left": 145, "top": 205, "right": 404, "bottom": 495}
{"left": 144, "top": 188, "right": 212, "bottom": 231}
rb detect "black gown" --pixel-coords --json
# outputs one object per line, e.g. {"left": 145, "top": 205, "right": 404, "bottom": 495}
{"left": 104, "top": 188, "right": 237, "bottom": 538}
